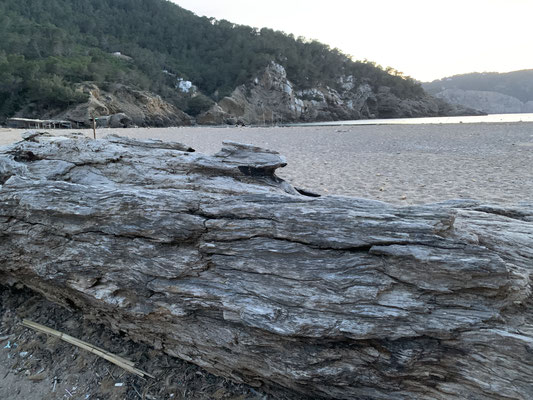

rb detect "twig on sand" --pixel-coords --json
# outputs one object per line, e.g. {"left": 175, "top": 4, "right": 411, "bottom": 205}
{"left": 132, "top": 384, "right": 143, "bottom": 399}
{"left": 21, "top": 319, "right": 154, "bottom": 379}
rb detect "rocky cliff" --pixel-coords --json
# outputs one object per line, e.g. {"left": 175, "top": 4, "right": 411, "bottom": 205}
{"left": 435, "top": 88, "right": 533, "bottom": 114}
{"left": 32, "top": 65, "right": 483, "bottom": 129}
{"left": 198, "top": 63, "right": 481, "bottom": 125}
{"left": 51, "top": 83, "right": 193, "bottom": 128}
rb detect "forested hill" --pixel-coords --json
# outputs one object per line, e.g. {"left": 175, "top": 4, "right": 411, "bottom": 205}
{"left": 0, "top": 0, "right": 429, "bottom": 123}
{"left": 423, "top": 70, "right": 533, "bottom": 102}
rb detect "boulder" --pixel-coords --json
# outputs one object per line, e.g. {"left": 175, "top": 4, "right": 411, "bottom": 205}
{"left": 108, "top": 112, "right": 133, "bottom": 128}
{"left": 196, "top": 104, "right": 234, "bottom": 125}
{"left": 0, "top": 133, "right": 531, "bottom": 399}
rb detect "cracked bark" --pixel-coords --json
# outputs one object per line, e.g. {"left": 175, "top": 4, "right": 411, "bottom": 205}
{"left": 1, "top": 132, "right": 532, "bottom": 399}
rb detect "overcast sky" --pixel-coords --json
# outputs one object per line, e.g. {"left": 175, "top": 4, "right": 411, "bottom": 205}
{"left": 172, "top": 0, "right": 533, "bottom": 82}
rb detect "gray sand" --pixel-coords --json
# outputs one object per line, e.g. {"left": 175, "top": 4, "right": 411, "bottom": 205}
{"left": 1, "top": 123, "right": 531, "bottom": 205}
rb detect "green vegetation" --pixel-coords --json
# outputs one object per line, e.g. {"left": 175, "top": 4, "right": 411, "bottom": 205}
{"left": 423, "top": 70, "right": 533, "bottom": 102}
{"left": 185, "top": 94, "right": 215, "bottom": 117}
{"left": 0, "top": 0, "right": 424, "bottom": 122}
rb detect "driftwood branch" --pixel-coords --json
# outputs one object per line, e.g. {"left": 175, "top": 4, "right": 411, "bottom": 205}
{"left": 1, "top": 132, "right": 532, "bottom": 399}
{"left": 22, "top": 319, "right": 154, "bottom": 378}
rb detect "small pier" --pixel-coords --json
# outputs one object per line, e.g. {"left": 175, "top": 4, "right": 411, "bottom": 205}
{"left": 7, "top": 118, "right": 76, "bottom": 129}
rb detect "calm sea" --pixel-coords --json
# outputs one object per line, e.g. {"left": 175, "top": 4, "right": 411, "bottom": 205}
{"left": 288, "top": 113, "right": 533, "bottom": 127}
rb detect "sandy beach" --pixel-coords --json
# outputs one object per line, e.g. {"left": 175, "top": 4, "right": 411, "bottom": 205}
{"left": 1, "top": 123, "right": 531, "bottom": 205}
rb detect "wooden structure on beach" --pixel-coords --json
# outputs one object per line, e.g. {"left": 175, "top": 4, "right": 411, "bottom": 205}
{"left": 7, "top": 118, "right": 75, "bottom": 129}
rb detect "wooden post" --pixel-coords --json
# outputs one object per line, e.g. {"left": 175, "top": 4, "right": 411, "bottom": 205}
{"left": 92, "top": 117, "right": 96, "bottom": 139}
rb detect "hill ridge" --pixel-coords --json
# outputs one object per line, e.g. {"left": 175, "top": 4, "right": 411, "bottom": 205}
{"left": 0, "top": 0, "right": 476, "bottom": 125}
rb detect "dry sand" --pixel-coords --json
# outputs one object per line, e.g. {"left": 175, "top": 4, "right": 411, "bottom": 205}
{"left": 1, "top": 123, "right": 531, "bottom": 205}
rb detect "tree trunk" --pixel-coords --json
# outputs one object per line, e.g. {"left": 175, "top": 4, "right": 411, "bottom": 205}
{"left": 1, "top": 132, "right": 532, "bottom": 399}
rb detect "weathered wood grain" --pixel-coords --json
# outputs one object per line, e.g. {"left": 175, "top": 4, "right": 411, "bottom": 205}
{"left": 1, "top": 132, "right": 531, "bottom": 399}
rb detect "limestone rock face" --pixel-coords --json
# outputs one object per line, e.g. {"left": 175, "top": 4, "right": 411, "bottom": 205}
{"left": 1, "top": 133, "right": 532, "bottom": 399}
{"left": 54, "top": 83, "right": 193, "bottom": 127}
{"left": 435, "top": 88, "right": 530, "bottom": 114}
{"left": 198, "top": 63, "right": 482, "bottom": 125}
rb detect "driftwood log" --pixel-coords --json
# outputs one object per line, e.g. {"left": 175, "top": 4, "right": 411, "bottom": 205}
{"left": 0, "top": 132, "right": 532, "bottom": 399}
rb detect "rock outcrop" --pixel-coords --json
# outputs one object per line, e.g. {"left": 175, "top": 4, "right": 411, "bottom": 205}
{"left": 198, "top": 62, "right": 482, "bottom": 125}
{"left": 53, "top": 83, "right": 193, "bottom": 128}
{"left": 1, "top": 133, "right": 532, "bottom": 399}
{"left": 434, "top": 88, "right": 533, "bottom": 114}
{"left": 12, "top": 66, "right": 483, "bottom": 129}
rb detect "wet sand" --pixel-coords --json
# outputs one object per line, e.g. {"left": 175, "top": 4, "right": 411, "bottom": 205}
{"left": 1, "top": 123, "right": 531, "bottom": 205}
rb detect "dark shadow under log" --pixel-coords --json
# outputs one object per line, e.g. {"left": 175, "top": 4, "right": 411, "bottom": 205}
{"left": 0, "top": 132, "right": 532, "bottom": 399}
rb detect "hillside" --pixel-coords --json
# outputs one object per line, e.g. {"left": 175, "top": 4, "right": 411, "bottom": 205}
{"left": 423, "top": 70, "right": 533, "bottom": 114}
{"left": 423, "top": 70, "right": 533, "bottom": 101}
{"left": 0, "top": 0, "right": 476, "bottom": 125}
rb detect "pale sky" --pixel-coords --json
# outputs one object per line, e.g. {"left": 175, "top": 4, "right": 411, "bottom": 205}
{"left": 172, "top": 0, "right": 533, "bottom": 82}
